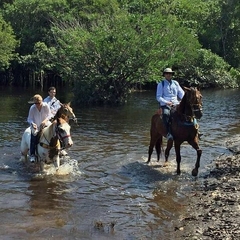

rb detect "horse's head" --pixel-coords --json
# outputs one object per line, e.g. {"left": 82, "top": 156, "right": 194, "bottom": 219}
{"left": 56, "top": 102, "right": 77, "bottom": 123}
{"left": 183, "top": 87, "right": 203, "bottom": 119}
{"left": 56, "top": 117, "right": 73, "bottom": 148}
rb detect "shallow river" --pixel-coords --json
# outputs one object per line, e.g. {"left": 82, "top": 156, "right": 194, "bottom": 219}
{"left": 0, "top": 86, "right": 240, "bottom": 239}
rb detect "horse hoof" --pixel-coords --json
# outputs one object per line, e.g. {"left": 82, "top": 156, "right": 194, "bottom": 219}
{"left": 192, "top": 169, "right": 198, "bottom": 176}
{"left": 163, "top": 162, "right": 168, "bottom": 167}
{"left": 146, "top": 160, "right": 150, "bottom": 164}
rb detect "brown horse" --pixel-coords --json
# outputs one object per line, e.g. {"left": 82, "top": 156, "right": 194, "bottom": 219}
{"left": 147, "top": 87, "right": 203, "bottom": 176}
{"left": 52, "top": 102, "right": 77, "bottom": 123}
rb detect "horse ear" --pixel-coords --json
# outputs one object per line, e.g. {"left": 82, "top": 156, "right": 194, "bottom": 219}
{"left": 60, "top": 103, "right": 63, "bottom": 107}
{"left": 67, "top": 102, "right": 71, "bottom": 106}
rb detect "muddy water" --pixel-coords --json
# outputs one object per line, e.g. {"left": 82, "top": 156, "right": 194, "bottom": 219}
{"left": 0, "top": 86, "right": 240, "bottom": 239}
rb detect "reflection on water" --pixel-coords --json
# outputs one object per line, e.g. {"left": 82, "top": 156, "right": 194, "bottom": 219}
{"left": 0, "top": 87, "right": 239, "bottom": 239}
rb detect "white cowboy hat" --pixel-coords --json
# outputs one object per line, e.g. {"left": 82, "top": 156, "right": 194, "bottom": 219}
{"left": 163, "top": 68, "right": 174, "bottom": 75}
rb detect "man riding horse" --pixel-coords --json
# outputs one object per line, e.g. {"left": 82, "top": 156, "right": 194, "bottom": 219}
{"left": 156, "top": 68, "right": 185, "bottom": 140}
{"left": 43, "top": 86, "right": 67, "bottom": 156}
{"left": 43, "top": 86, "right": 61, "bottom": 119}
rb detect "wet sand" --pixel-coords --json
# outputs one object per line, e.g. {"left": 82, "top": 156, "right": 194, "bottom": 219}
{"left": 172, "top": 137, "right": 240, "bottom": 239}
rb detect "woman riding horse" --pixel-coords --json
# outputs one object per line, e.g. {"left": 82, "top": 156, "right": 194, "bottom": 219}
{"left": 21, "top": 117, "right": 73, "bottom": 172}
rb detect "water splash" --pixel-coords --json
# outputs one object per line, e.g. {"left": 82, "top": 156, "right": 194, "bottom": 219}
{"left": 43, "top": 157, "right": 81, "bottom": 176}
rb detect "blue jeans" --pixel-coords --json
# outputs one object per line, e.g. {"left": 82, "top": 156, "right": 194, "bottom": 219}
{"left": 30, "top": 134, "right": 37, "bottom": 156}
{"left": 161, "top": 105, "right": 171, "bottom": 133}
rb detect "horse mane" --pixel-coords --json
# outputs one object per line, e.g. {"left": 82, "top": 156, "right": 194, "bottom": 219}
{"left": 56, "top": 116, "right": 67, "bottom": 125}
{"left": 177, "top": 93, "right": 187, "bottom": 116}
{"left": 177, "top": 87, "right": 195, "bottom": 119}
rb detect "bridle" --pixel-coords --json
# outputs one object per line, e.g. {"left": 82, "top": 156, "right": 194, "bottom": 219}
{"left": 182, "top": 87, "right": 202, "bottom": 121}
{"left": 55, "top": 123, "right": 71, "bottom": 143}
{"left": 40, "top": 120, "right": 71, "bottom": 150}
{"left": 188, "top": 88, "right": 202, "bottom": 116}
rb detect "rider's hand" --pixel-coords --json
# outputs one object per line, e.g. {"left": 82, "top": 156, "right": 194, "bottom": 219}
{"left": 31, "top": 123, "right": 37, "bottom": 129}
{"left": 167, "top": 102, "right": 173, "bottom": 106}
{"left": 40, "top": 120, "right": 47, "bottom": 129}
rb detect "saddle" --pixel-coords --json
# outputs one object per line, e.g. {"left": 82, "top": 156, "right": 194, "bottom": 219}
{"left": 156, "top": 106, "right": 199, "bottom": 130}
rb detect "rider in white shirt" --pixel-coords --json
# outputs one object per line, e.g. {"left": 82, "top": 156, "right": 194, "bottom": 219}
{"left": 156, "top": 68, "right": 185, "bottom": 140}
{"left": 43, "top": 86, "right": 61, "bottom": 119}
{"left": 27, "top": 94, "right": 52, "bottom": 162}
{"left": 43, "top": 86, "right": 68, "bottom": 156}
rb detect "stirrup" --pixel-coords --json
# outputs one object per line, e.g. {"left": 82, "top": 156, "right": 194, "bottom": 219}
{"left": 167, "top": 133, "right": 173, "bottom": 140}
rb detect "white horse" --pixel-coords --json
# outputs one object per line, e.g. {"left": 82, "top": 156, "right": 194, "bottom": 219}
{"left": 20, "top": 117, "right": 73, "bottom": 171}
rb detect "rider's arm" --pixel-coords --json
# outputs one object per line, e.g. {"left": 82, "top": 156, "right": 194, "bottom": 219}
{"left": 156, "top": 81, "right": 173, "bottom": 106}
{"left": 40, "top": 103, "right": 52, "bottom": 128}
{"left": 176, "top": 82, "right": 185, "bottom": 100}
{"left": 27, "top": 105, "right": 35, "bottom": 125}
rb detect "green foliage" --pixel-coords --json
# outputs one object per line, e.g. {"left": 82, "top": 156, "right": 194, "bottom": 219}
{"left": 18, "top": 42, "right": 57, "bottom": 72}
{"left": 52, "top": 10, "right": 201, "bottom": 104}
{"left": 68, "top": 0, "right": 120, "bottom": 21}
{"left": 0, "top": 15, "right": 18, "bottom": 70}
{"left": 2, "top": 0, "right": 69, "bottom": 55}
{"left": 198, "top": 0, "right": 240, "bottom": 68}
{"left": 178, "top": 49, "right": 238, "bottom": 88}
{"left": 0, "top": 0, "right": 239, "bottom": 104}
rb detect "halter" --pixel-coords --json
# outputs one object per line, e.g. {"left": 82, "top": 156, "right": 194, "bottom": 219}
{"left": 182, "top": 87, "right": 202, "bottom": 121}
{"left": 55, "top": 122, "right": 71, "bottom": 144}
{"left": 189, "top": 87, "right": 202, "bottom": 115}
{"left": 39, "top": 121, "right": 71, "bottom": 150}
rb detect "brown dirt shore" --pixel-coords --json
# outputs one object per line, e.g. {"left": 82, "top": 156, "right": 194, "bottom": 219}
{"left": 172, "top": 138, "right": 240, "bottom": 240}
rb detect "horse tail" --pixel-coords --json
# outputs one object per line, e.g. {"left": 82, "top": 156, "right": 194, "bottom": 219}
{"left": 147, "top": 113, "right": 164, "bottom": 162}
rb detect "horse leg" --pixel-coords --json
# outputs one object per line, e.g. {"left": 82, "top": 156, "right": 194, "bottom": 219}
{"left": 174, "top": 142, "right": 181, "bottom": 175}
{"left": 147, "top": 130, "right": 158, "bottom": 163}
{"left": 155, "top": 136, "right": 162, "bottom": 162}
{"left": 20, "top": 152, "right": 28, "bottom": 162}
{"left": 147, "top": 142, "right": 154, "bottom": 164}
{"left": 54, "top": 155, "right": 60, "bottom": 171}
{"left": 163, "top": 139, "right": 173, "bottom": 167}
{"left": 192, "top": 149, "right": 202, "bottom": 176}
{"left": 188, "top": 139, "right": 202, "bottom": 176}
{"left": 39, "top": 161, "right": 44, "bottom": 172}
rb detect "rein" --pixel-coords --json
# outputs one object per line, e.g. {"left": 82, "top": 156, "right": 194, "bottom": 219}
{"left": 40, "top": 141, "right": 60, "bottom": 150}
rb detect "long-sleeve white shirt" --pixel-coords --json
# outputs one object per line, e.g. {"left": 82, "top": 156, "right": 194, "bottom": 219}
{"left": 156, "top": 79, "right": 185, "bottom": 106}
{"left": 43, "top": 96, "right": 61, "bottom": 118}
{"left": 27, "top": 102, "right": 51, "bottom": 128}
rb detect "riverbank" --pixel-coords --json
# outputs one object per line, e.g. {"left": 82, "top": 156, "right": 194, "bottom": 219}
{"left": 172, "top": 137, "right": 240, "bottom": 239}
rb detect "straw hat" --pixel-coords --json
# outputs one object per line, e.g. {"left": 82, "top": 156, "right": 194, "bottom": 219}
{"left": 163, "top": 68, "right": 174, "bottom": 76}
